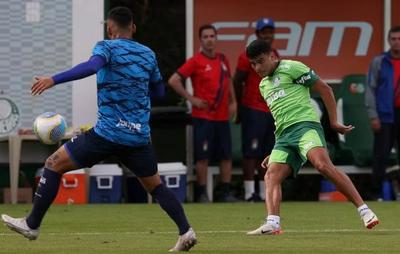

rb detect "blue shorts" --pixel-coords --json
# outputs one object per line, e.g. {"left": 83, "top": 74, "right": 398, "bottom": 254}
{"left": 193, "top": 117, "right": 232, "bottom": 161}
{"left": 241, "top": 106, "right": 275, "bottom": 158}
{"left": 64, "top": 129, "right": 157, "bottom": 177}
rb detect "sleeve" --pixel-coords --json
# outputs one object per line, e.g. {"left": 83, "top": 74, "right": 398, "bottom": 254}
{"left": 150, "top": 54, "right": 163, "bottom": 85}
{"left": 52, "top": 55, "right": 106, "bottom": 85}
{"left": 177, "top": 57, "right": 197, "bottom": 79}
{"left": 149, "top": 53, "right": 165, "bottom": 100}
{"left": 290, "top": 61, "right": 320, "bottom": 87}
{"left": 365, "top": 56, "right": 381, "bottom": 119}
{"left": 236, "top": 52, "right": 251, "bottom": 73}
{"left": 92, "top": 41, "right": 111, "bottom": 63}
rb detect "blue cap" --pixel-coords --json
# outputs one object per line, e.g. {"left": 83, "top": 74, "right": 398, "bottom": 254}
{"left": 256, "top": 18, "right": 275, "bottom": 31}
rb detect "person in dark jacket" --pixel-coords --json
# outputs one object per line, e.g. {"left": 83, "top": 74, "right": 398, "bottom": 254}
{"left": 365, "top": 26, "right": 400, "bottom": 200}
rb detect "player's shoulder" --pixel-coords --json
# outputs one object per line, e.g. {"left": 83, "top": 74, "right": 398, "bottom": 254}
{"left": 277, "top": 60, "right": 309, "bottom": 74}
{"left": 103, "top": 39, "right": 154, "bottom": 53}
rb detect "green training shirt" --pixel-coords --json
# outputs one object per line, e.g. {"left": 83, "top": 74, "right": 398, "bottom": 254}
{"left": 259, "top": 60, "right": 320, "bottom": 137}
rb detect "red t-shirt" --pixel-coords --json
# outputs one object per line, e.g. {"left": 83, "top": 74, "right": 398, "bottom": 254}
{"left": 235, "top": 49, "right": 279, "bottom": 112}
{"left": 391, "top": 58, "right": 400, "bottom": 108}
{"left": 178, "top": 52, "right": 231, "bottom": 121}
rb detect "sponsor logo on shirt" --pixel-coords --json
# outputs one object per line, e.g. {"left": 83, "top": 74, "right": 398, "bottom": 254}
{"left": 272, "top": 76, "right": 281, "bottom": 87}
{"left": 205, "top": 64, "right": 212, "bottom": 72}
{"left": 116, "top": 119, "right": 141, "bottom": 133}
{"left": 295, "top": 73, "right": 312, "bottom": 84}
{"left": 266, "top": 89, "right": 286, "bottom": 106}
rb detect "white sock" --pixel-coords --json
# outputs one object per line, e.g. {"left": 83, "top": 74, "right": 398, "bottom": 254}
{"left": 259, "top": 181, "right": 266, "bottom": 200}
{"left": 357, "top": 204, "right": 370, "bottom": 217}
{"left": 266, "top": 215, "right": 280, "bottom": 229}
{"left": 244, "top": 180, "right": 255, "bottom": 200}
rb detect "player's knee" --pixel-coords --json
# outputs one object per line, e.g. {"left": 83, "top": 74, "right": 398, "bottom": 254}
{"left": 44, "top": 157, "right": 56, "bottom": 170}
{"left": 314, "top": 160, "right": 332, "bottom": 175}
{"left": 44, "top": 155, "right": 64, "bottom": 173}
{"left": 264, "top": 167, "right": 280, "bottom": 183}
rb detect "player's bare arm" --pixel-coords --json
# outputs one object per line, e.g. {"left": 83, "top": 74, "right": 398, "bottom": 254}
{"left": 232, "top": 70, "right": 247, "bottom": 107}
{"left": 228, "top": 80, "right": 237, "bottom": 118}
{"left": 168, "top": 72, "right": 209, "bottom": 109}
{"left": 31, "top": 76, "right": 55, "bottom": 96}
{"left": 232, "top": 70, "right": 247, "bottom": 123}
{"left": 312, "top": 79, "right": 354, "bottom": 134}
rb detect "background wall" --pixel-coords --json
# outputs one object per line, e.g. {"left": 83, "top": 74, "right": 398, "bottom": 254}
{"left": 72, "top": 0, "right": 104, "bottom": 127}
{"left": 0, "top": 0, "right": 72, "bottom": 129}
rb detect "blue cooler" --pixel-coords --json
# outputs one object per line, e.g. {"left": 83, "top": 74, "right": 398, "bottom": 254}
{"left": 158, "top": 162, "right": 187, "bottom": 202}
{"left": 89, "top": 164, "right": 123, "bottom": 203}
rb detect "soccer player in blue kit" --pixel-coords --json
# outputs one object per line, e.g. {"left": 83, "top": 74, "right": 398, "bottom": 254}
{"left": 1, "top": 7, "right": 196, "bottom": 252}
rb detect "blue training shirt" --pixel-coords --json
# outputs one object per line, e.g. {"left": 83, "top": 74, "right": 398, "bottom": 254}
{"left": 92, "top": 39, "right": 162, "bottom": 147}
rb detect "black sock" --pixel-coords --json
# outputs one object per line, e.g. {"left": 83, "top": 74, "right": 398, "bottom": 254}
{"left": 221, "top": 182, "right": 230, "bottom": 195}
{"left": 196, "top": 184, "right": 206, "bottom": 197}
{"left": 26, "top": 168, "right": 61, "bottom": 229}
{"left": 151, "top": 184, "right": 190, "bottom": 235}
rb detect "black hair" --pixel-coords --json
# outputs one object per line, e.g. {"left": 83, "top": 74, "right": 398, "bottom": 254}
{"left": 389, "top": 26, "right": 400, "bottom": 38}
{"left": 246, "top": 39, "right": 272, "bottom": 59}
{"left": 198, "top": 24, "right": 217, "bottom": 38}
{"left": 108, "top": 6, "right": 134, "bottom": 29}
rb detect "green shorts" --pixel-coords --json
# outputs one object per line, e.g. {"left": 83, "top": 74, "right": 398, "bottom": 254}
{"left": 268, "top": 121, "right": 326, "bottom": 176}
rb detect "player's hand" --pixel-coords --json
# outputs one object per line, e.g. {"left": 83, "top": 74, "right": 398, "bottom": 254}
{"left": 229, "top": 101, "right": 237, "bottom": 120}
{"left": 234, "top": 109, "right": 241, "bottom": 124}
{"left": 190, "top": 97, "right": 209, "bottom": 109}
{"left": 330, "top": 122, "right": 354, "bottom": 134}
{"left": 370, "top": 118, "right": 381, "bottom": 133}
{"left": 31, "top": 76, "right": 55, "bottom": 96}
{"left": 261, "top": 155, "right": 270, "bottom": 169}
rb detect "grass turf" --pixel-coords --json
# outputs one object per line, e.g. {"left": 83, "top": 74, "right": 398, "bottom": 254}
{"left": 0, "top": 202, "right": 400, "bottom": 253}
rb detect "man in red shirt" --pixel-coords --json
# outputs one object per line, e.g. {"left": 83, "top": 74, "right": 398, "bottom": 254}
{"left": 168, "top": 24, "right": 237, "bottom": 202}
{"left": 233, "top": 18, "right": 278, "bottom": 201}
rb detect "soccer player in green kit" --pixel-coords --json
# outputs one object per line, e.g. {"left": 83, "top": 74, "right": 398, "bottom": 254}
{"left": 245, "top": 39, "right": 379, "bottom": 235}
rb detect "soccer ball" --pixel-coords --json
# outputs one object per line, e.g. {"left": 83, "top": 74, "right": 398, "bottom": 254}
{"left": 33, "top": 112, "right": 67, "bottom": 144}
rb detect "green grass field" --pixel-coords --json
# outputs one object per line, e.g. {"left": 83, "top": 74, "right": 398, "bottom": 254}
{"left": 0, "top": 202, "right": 400, "bottom": 253}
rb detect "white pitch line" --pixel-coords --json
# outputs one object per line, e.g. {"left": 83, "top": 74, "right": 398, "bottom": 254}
{"left": 1, "top": 228, "right": 400, "bottom": 237}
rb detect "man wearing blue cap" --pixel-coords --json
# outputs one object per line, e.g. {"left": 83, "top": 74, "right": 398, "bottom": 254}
{"left": 233, "top": 18, "right": 279, "bottom": 201}
{"left": 255, "top": 18, "right": 277, "bottom": 47}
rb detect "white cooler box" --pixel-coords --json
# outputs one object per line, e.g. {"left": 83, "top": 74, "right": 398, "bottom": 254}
{"left": 89, "top": 164, "right": 123, "bottom": 203}
{"left": 158, "top": 162, "right": 187, "bottom": 202}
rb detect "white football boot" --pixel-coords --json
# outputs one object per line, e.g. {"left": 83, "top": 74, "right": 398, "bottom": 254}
{"left": 1, "top": 214, "right": 39, "bottom": 240}
{"left": 169, "top": 227, "right": 197, "bottom": 252}
{"left": 362, "top": 210, "right": 379, "bottom": 229}
{"left": 247, "top": 222, "right": 282, "bottom": 236}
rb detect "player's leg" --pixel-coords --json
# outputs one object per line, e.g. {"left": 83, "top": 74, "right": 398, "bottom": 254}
{"left": 257, "top": 111, "right": 275, "bottom": 201}
{"left": 119, "top": 144, "right": 196, "bottom": 251}
{"left": 241, "top": 106, "right": 273, "bottom": 201}
{"left": 264, "top": 162, "right": 291, "bottom": 216}
{"left": 307, "top": 147, "right": 379, "bottom": 229}
{"left": 25, "top": 145, "right": 79, "bottom": 229}
{"left": 247, "top": 161, "right": 291, "bottom": 235}
{"left": 1, "top": 145, "right": 78, "bottom": 240}
{"left": 371, "top": 123, "right": 394, "bottom": 200}
{"left": 308, "top": 147, "right": 364, "bottom": 206}
{"left": 302, "top": 124, "right": 379, "bottom": 229}
{"left": 193, "top": 117, "right": 212, "bottom": 202}
{"left": 2, "top": 129, "right": 114, "bottom": 239}
{"left": 215, "top": 120, "right": 236, "bottom": 202}
{"left": 241, "top": 106, "right": 258, "bottom": 201}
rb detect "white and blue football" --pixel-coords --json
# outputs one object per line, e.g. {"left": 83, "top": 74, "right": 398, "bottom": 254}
{"left": 33, "top": 112, "right": 67, "bottom": 145}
